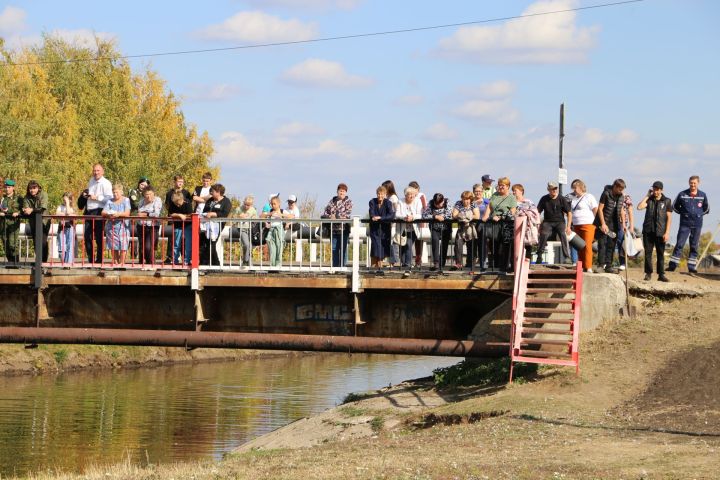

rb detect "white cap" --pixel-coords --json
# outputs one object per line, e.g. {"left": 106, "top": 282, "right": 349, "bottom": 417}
{"left": 287, "top": 194, "right": 297, "bottom": 202}
{"left": 268, "top": 193, "right": 279, "bottom": 201}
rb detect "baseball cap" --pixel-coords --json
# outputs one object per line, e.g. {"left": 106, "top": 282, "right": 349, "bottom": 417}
{"left": 652, "top": 181, "right": 664, "bottom": 190}
{"left": 481, "top": 174, "right": 494, "bottom": 183}
{"left": 287, "top": 194, "right": 297, "bottom": 203}
{"left": 4, "top": 179, "right": 15, "bottom": 186}
{"left": 547, "top": 181, "right": 559, "bottom": 189}
{"left": 268, "top": 193, "right": 279, "bottom": 201}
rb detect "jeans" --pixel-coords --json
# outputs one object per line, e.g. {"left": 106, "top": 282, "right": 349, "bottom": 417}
{"left": 536, "top": 221, "right": 569, "bottom": 263}
{"left": 331, "top": 230, "right": 350, "bottom": 267}
{"left": 173, "top": 224, "right": 192, "bottom": 265}
{"left": 597, "top": 224, "right": 619, "bottom": 268}
{"left": 670, "top": 223, "right": 701, "bottom": 270}
{"left": 430, "top": 227, "right": 451, "bottom": 266}
{"left": 643, "top": 232, "right": 666, "bottom": 275}
{"left": 59, "top": 225, "right": 75, "bottom": 264}
{"left": 400, "top": 229, "right": 416, "bottom": 267}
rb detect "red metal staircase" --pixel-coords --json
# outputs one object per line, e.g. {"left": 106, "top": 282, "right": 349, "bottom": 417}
{"left": 509, "top": 259, "right": 583, "bottom": 381}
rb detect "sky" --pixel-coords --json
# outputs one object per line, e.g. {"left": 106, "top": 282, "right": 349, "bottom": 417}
{"left": 1, "top": 0, "right": 719, "bottom": 232}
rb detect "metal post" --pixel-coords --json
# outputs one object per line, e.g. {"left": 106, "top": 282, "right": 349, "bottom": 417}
{"left": 559, "top": 103, "right": 565, "bottom": 197}
{"left": 351, "top": 216, "right": 360, "bottom": 293}
{"left": 190, "top": 213, "right": 200, "bottom": 290}
{"left": 33, "top": 213, "right": 43, "bottom": 289}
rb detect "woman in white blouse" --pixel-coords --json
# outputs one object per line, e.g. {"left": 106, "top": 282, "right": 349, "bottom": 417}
{"left": 395, "top": 186, "right": 422, "bottom": 271}
{"left": 567, "top": 179, "right": 599, "bottom": 273}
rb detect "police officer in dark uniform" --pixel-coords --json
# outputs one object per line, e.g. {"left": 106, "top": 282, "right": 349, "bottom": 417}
{"left": 668, "top": 175, "right": 709, "bottom": 273}
{"left": 637, "top": 181, "right": 672, "bottom": 282}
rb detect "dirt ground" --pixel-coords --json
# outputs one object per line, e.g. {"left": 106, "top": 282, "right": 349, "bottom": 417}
{"left": 19, "top": 269, "right": 720, "bottom": 479}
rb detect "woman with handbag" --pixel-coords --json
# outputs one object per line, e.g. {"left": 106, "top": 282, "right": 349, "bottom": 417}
{"left": 395, "top": 186, "right": 422, "bottom": 272}
{"left": 452, "top": 191, "right": 480, "bottom": 270}
{"left": 481, "top": 177, "right": 517, "bottom": 271}
{"left": 567, "top": 179, "right": 599, "bottom": 273}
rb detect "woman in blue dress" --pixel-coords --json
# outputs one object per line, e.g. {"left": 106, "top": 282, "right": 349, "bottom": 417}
{"left": 368, "top": 185, "right": 395, "bottom": 270}
{"left": 102, "top": 183, "right": 131, "bottom": 265}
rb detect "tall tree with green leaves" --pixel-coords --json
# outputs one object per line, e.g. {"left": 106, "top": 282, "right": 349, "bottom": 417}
{"left": 0, "top": 35, "right": 216, "bottom": 205}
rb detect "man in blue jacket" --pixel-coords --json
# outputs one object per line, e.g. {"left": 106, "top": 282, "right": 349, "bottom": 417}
{"left": 667, "top": 175, "right": 710, "bottom": 273}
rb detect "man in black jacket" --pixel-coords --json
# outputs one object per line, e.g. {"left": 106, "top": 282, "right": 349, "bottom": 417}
{"left": 637, "top": 181, "right": 672, "bottom": 282}
{"left": 597, "top": 179, "right": 627, "bottom": 273}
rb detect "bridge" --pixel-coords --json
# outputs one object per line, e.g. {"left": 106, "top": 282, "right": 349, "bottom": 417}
{"left": 0, "top": 214, "right": 597, "bottom": 370}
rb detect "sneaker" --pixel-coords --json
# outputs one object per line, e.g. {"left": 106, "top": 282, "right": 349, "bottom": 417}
{"left": 618, "top": 265, "right": 626, "bottom": 271}
{"left": 450, "top": 264, "right": 461, "bottom": 271}
{"left": 584, "top": 268, "right": 593, "bottom": 273}
{"left": 402, "top": 270, "right": 411, "bottom": 278}
{"left": 666, "top": 263, "right": 677, "bottom": 272}
{"left": 643, "top": 273, "right": 652, "bottom": 281}
{"left": 604, "top": 266, "right": 618, "bottom": 274}
{"left": 688, "top": 268, "right": 698, "bottom": 274}
{"left": 429, "top": 264, "right": 438, "bottom": 271}
{"left": 658, "top": 275, "right": 670, "bottom": 282}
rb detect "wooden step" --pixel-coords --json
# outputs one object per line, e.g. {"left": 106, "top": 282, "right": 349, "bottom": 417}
{"left": 521, "top": 327, "right": 573, "bottom": 335}
{"left": 528, "top": 269, "right": 577, "bottom": 275}
{"left": 524, "top": 307, "right": 574, "bottom": 314}
{"left": 525, "top": 297, "right": 575, "bottom": 304}
{"left": 518, "top": 349, "right": 572, "bottom": 359}
{"left": 520, "top": 338, "right": 571, "bottom": 346}
{"left": 527, "top": 278, "right": 575, "bottom": 284}
{"left": 521, "top": 318, "right": 573, "bottom": 325}
{"left": 526, "top": 288, "right": 575, "bottom": 294}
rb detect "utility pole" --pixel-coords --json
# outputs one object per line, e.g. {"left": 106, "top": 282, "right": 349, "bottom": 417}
{"left": 559, "top": 103, "right": 566, "bottom": 196}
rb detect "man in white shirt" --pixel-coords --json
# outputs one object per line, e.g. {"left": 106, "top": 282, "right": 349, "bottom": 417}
{"left": 81, "top": 163, "right": 113, "bottom": 263}
{"left": 193, "top": 172, "right": 213, "bottom": 215}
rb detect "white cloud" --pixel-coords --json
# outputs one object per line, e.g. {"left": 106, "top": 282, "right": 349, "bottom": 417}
{"left": 703, "top": 144, "right": 720, "bottom": 158}
{"left": 275, "top": 122, "right": 325, "bottom": 137}
{"left": 581, "top": 127, "right": 639, "bottom": 146}
{"left": 196, "top": 11, "right": 317, "bottom": 43}
{"left": 215, "top": 132, "right": 272, "bottom": 166}
{"left": 0, "top": 6, "right": 26, "bottom": 35}
{"left": 184, "top": 83, "right": 244, "bottom": 102}
{"left": 464, "top": 80, "right": 515, "bottom": 99}
{"left": 385, "top": 142, "right": 428, "bottom": 164}
{"left": 447, "top": 150, "right": 476, "bottom": 168}
{"left": 309, "top": 139, "right": 356, "bottom": 158}
{"left": 423, "top": 123, "right": 458, "bottom": 141}
{"left": 437, "top": 0, "right": 600, "bottom": 64}
{"left": 244, "top": 0, "right": 362, "bottom": 10}
{"left": 280, "top": 59, "right": 373, "bottom": 88}
{"left": 394, "top": 95, "right": 424, "bottom": 106}
{"left": 452, "top": 99, "right": 519, "bottom": 125}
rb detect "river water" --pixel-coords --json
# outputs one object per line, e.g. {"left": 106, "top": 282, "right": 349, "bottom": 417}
{"left": 0, "top": 354, "right": 458, "bottom": 477}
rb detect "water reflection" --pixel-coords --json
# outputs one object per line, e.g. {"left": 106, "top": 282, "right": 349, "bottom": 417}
{"left": 0, "top": 353, "right": 458, "bottom": 476}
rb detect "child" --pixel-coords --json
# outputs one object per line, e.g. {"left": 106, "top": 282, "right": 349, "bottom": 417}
{"left": 55, "top": 192, "right": 76, "bottom": 264}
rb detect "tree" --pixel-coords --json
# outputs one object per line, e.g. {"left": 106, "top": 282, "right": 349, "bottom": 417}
{"left": 0, "top": 35, "right": 216, "bottom": 205}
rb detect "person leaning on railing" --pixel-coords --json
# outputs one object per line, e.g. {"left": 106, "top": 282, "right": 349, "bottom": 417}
{"left": 0, "top": 179, "right": 22, "bottom": 264}
{"left": 21, "top": 180, "right": 50, "bottom": 263}
{"left": 236, "top": 195, "right": 257, "bottom": 267}
{"left": 200, "top": 183, "right": 232, "bottom": 266}
{"left": 321, "top": 183, "right": 353, "bottom": 268}
{"left": 451, "top": 190, "right": 479, "bottom": 271}
{"left": 422, "top": 193, "right": 452, "bottom": 271}
{"left": 137, "top": 187, "right": 163, "bottom": 266}
{"left": 167, "top": 191, "right": 193, "bottom": 266}
{"left": 102, "top": 183, "right": 131, "bottom": 266}
{"left": 368, "top": 185, "right": 394, "bottom": 270}
{"left": 481, "top": 176, "right": 517, "bottom": 271}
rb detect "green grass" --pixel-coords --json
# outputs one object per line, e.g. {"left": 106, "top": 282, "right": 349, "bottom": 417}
{"left": 432, "top": 358, "right": 537, "bottom": 389}
{"left": 52, "top": 348, "right": 68, "bottom": 365}
{"left": 338, "top": 405, "right": 367, "bottom": 418}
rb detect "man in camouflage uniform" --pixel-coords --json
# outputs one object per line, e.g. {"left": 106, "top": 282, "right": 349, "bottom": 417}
{"left": 0, "top": 179, "right": 22, "bottom": 264}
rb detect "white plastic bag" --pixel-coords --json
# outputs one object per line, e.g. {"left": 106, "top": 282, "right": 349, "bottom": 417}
{"left": 624, "top": 231, "right": 643, "bottom": 257}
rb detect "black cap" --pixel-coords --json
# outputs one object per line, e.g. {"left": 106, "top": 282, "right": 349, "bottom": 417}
{"left": 652, "top": 181, "right": 663, "bottom": 190}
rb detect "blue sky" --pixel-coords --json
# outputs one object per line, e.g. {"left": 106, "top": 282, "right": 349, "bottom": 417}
{"left": 1, "top": 0, "right": 719, "bottom": 230}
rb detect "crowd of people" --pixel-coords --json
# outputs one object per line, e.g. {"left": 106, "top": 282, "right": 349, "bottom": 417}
{"left": 0, "top": 163, "right": 711, "bottom": 279}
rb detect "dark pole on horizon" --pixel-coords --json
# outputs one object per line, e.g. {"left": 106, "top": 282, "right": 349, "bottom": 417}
{"left": 559, "top": 103, "right": 565, "bottom": 197}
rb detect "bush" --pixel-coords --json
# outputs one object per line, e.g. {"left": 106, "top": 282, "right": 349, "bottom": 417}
{"left": 432, "top": 358, "right": 536, "bottom": 389}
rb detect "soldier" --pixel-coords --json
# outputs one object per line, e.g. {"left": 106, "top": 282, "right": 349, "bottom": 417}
{"left": 668, "top": 175, "right": 710, "bottom": 273}
{"left": 0, "top": 179, "right": 22, "bottom": 264}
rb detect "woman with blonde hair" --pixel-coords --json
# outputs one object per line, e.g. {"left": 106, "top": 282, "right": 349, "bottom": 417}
{"left": 452, "top": 190, "right": 480, "bottom": 270}
{"left": 567, "top": 179, "right": 598, "bottom": 272}
{"left": 102, "top": 183, "right": 131, "bottom": 265}
{"left": 395, "top": 186, "right": 422, "bottom": 272}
